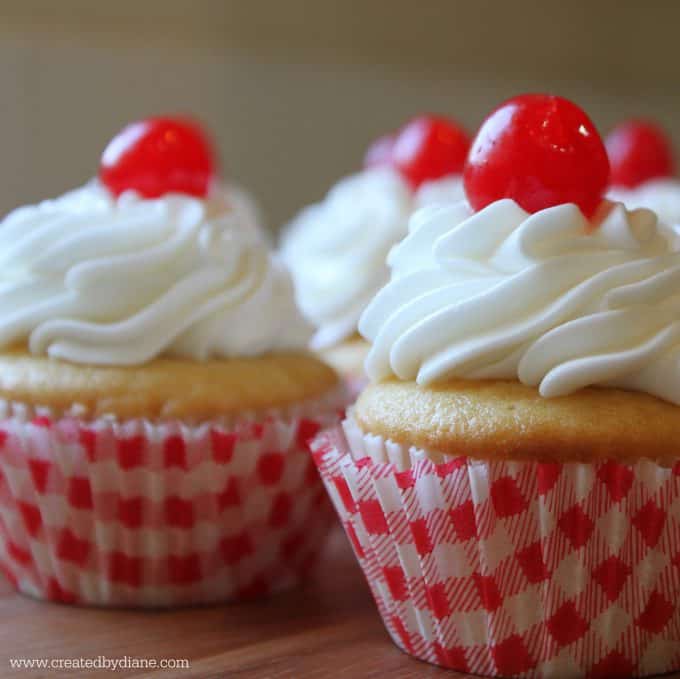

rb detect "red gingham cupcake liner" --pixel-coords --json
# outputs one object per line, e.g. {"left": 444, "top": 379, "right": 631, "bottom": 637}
{"left": 0, "top": 385, "right": 348, "bottom": 608}
{"left": 311, "top": 413, "right": 680, "bottom": 678}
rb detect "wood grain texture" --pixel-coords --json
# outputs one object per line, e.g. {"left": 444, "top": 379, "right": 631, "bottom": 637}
{"left": 0, "top": 529, "right": 462, "bottom": 678}
{"left": 0, "top": 529, "right": 677, "bottom": 678}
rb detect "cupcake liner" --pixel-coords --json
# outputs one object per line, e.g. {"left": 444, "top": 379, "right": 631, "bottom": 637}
{"left": 0, "top": 385, "right": 348, "bottom": 608}
{"left": 311, "top": 413, "right": 680, "bottom": 678}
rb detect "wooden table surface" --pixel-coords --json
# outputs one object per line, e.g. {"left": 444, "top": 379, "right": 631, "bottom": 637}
{"left": 1, "top": 528, "right": 678, "bottom": 679}
{"left": 0, "top": 528, "right": 464, "bottom": 679}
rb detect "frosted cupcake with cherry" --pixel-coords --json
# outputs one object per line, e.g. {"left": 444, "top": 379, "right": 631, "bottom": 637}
{"left": 313, "top": 95, "right": 680, "bottom": 677}
{"left": 606, "top": 119, "right": 680, "bottom": 233}
{"left": 282, "top": 115, "right": 470, "bottom": 390}
{"left": 0, "top": 116, "right": 347, "bottom": 608}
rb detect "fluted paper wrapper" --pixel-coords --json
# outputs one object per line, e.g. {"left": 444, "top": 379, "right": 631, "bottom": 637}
{"left": 0, "top": 386, "right": 347, "bottom": 608}
{"left": 311, "top": 415, "right": 680, "bottom": 678}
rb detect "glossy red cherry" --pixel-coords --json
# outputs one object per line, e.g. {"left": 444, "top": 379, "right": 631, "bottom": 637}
{"left": 99, "top": 116, "right": 216, "bottom": 199}
{"left": 605, "top": 119, "right": 675, "bottom": 189}
{"left": 363, "top": 133, "right": 395, "bottom": 169}
{"left": 390, "top": 115, "right": 471, "bottom": 188}
{"left": 463, "top": 94, "right": 610, "bottom": 218}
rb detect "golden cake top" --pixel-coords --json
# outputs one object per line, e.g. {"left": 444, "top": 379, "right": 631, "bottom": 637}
{"left": 356, "top": 379, "right": 680, "bottom": 464}
{"left": 0, "top": 349, "right": 338, "bottom": 420}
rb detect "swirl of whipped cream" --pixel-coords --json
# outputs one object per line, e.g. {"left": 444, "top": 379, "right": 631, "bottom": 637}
{"left": 609, "top": 179, "right": 680, "bottom": 233}
{"left": 415, "top": 174, "right": 465, "bottom": 208}
{"left": 359, "top": 198, "right": 680, "bottom": 404}
{"left": 0, "top": 182, "right": 310, "bottom": 365}
{"left": 282, "top": 167, "right": 412, "bottom": 350}
{"left": 218, "top": 181, "right": 268, "bottom": 244}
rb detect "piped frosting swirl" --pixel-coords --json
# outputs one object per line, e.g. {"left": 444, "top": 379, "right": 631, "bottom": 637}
{"left": 0, "top": 182, "right": 309, "bottom": 365}
{"left": 360, "top": 198, "right": 680, "bottom": 404}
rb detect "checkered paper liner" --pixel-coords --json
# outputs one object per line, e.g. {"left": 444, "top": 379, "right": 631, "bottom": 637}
{"left": 312, "top": 414, "right": 680, "bottom": 678}
{"left": 0, "top": 385, "right": 348, "bottom": 608}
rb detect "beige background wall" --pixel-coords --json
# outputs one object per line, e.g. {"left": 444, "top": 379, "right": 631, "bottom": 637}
{"left": 0, "top": 0, "right": 678, "bottom": 235}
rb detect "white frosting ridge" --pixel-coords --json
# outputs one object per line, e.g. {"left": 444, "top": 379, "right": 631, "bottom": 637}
{"left": 609, "top": 179, "right": 680, "bottom": 229}
{"left": 360, "top": 198, "right": 680, "bottom": 404}
{"left": 0, "top": 182, "right": 309, "bottom": 365}
{"left": 414, "top": 174, "right": 465, "bottom": 208}
{"left": 220, "top": 181, "right": 268, "bottom": 244}
{"left": 282, "top": 168, "right": 412, "bottom": 349}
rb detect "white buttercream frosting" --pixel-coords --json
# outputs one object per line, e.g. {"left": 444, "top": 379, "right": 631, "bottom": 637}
{"left": 221, "top": 181, "right": 268, "bottom": 244}
{"left": 282, "top": 167, "right": 412, "bottom": 350}
{"left": 360, "top": 198, "right": 680, "bottom": 404}
{"left": 414, "top": 174, "right": 465, "bottom": 207}
{"left": 0, "top": 181, "right": 310, "bottom": 365}
{"left": 609, "top": 179, "right": 680, "bottom": 229}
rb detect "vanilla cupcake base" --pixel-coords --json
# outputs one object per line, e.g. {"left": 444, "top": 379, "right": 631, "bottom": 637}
{"left": 356, "top": 379, "right": 680, "bottom": 464}
{"left": 0, "top": 349, "right": 339, "bottom": 420}
{"left": 312, "top": 414, "right": 680, "bottom": 678}
{"left": 0, "top": 385, "right": 347, "bottom": 608}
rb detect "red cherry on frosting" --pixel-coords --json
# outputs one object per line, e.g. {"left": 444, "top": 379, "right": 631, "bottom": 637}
{"left": 463, "top": 94, "right": 610, "bottom": 218}
{"left": 605, "top": 119, "right": 675, "bottom": 189}
{"left": 388, "top": 115, "right": 471, "bottom": 188}
{"left": 99, "top": 116, "right": 216, "bottom": 199}
{"left": 364, "top": 134, "right": 395, "bottom": 169}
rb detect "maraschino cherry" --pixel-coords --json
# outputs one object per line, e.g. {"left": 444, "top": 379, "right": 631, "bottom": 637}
{"left": 605, "top": 119, "right": 675, "bottom": 189}
{"left": 463, "top": 94, "right": 610, "bottom": 218}
{"left": 100, "top": 116, "right": 216, "bottom": 199}
{"left": 364, "top": 115, "right": 471, "bottom": 188}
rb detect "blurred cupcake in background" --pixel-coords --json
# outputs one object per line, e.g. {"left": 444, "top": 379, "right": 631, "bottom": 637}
{"left": 0, "top": 116, "right": 347, "bottom": 608}
{"left": 313, "top": 95, "right": 680, "bottom": 677}
{"left": 281, "top": 114, "right": 470, "bottom": 392}
{"left": 606, "top": 119, "right": 680, "bottom": 235}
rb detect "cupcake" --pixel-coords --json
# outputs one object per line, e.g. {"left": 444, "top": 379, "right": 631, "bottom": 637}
{"left": 606, "top": 119, "right": 680, "bottom": 234}
{"left": 0, "top": 116, "right": 347, "bottom": 608}
{"left": 312, "top": 95, "right": 680, "bottom": 677}
{"left": 282, "top": 115, "right": 470, "bottom": 393}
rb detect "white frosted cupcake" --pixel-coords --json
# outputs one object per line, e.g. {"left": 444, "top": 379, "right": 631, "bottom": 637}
{"left": 282, "top": 115, "right": 470, "bottom": 391}
{"left": 0, "top": 116, "right": 347, "bottom": 608}
{"left": 313, "top": 95, "right": 680, "bottom": 678}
